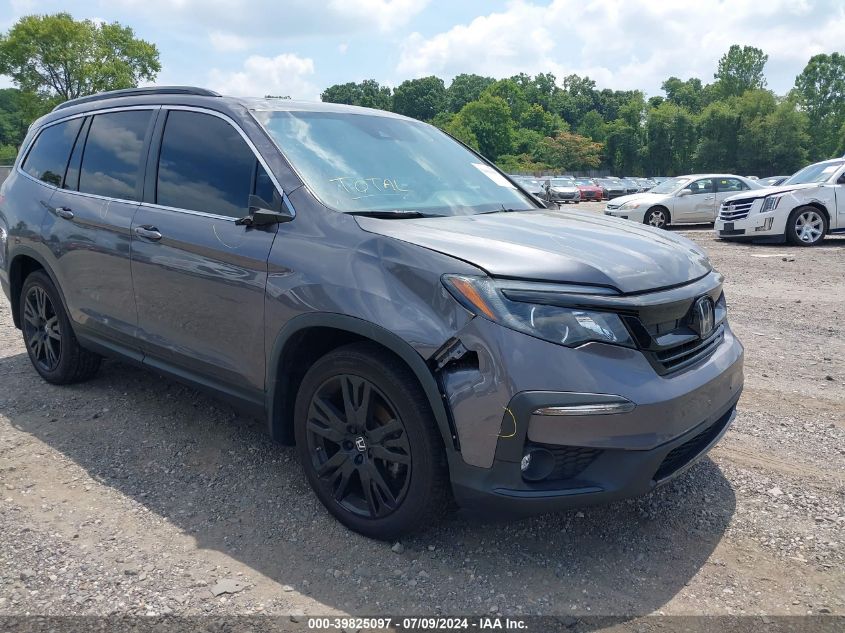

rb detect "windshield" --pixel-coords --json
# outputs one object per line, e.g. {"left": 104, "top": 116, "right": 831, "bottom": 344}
{"left": 649, "top": 176, "right": 691, "bottom": 194}
{"left": 550, "top": 178, "right": 575, "bottom": 187}
{"left": 252, "top": 110, "right": 535, "bottom": 216}
{"left": 783, "top": 160, "right": 844, "bottom": 185}
{"left": 573, "top": 179, "right": 594, "bottom": 186}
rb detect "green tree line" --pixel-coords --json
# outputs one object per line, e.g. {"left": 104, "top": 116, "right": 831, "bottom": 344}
{"left": 0, "top": 12, "right": 160, "bottom": 164}
{"left": 322, "top": 45, "right": 845, "bottom": 176}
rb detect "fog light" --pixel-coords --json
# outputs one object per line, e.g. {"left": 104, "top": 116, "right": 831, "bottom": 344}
{"left": 755, "top": 217, "right": 774, "bottom": 231}
{"left": 521, "top": 447, "right": 555, "bottom": 481}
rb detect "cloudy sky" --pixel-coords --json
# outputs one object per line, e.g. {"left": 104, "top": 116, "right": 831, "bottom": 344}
{"left": 2, "top": 0, "right": 844, "bottom": 100}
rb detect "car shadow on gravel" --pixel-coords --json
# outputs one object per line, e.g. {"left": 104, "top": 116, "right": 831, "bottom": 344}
{"left": 4, "top": 350, "right": 736, "bottom": 618}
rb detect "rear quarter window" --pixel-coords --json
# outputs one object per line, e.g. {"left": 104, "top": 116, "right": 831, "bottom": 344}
{"left": 21, "top": 118, "right": 83, "bottom": 187}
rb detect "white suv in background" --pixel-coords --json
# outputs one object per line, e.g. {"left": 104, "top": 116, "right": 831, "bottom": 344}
{"left": 604, "top": 174, "right": 760, "bottom": 229}
{"left": 715, "top": 158, "right": 845, "bottom": 246}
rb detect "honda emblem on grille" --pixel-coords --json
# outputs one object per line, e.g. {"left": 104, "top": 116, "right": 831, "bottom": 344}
{"left": 691, "top": 296, "right": 715, "bottom": 338}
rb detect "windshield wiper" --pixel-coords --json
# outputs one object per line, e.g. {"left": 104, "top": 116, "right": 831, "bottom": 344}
{"left": 347, "top": 210, "right": 432, "bottom": 219}
{"left": 475, "top": 207, "right": 531, "bottom": 215}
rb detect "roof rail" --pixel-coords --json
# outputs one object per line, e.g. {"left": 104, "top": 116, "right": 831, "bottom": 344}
{"left": 53, "top": 86, "right": 221, "bottom": 111}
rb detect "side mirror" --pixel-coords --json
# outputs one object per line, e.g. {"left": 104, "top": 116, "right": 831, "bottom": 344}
{"left": 677, "top": 188, "right": 692, "bottom": 197}
{"left": 235, "top": 195, "right": 294, "bottom": 226}
{"left": 837, "top": 173, "right": 845, "bottom": 185}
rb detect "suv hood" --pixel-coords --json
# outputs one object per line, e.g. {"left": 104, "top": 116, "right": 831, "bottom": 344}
{"left": 356, "top": 209, "right": 711, "bottom": 294}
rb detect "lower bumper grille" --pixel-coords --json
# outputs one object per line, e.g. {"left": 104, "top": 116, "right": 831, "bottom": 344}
{"left": 653, "top": 326, "right": 724, "bottom": 373}
{"left": 653, "top": 408, "right": 733, "bottom": 481}
{"left": 527, "top": 443, "right": 602, "bottom": 481}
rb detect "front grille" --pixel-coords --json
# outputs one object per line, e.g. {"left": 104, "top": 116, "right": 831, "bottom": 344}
{"left": 528, "top": 443, "right": 602, "bottom": 481}
{"left": 653, "top": 408, "right": 733, "bottom": 481}
{"left": 719, "top": 198, "right": 755, "bottom": 221}
{"left": 653, "top": 326, "right": 724, "bottom": 373}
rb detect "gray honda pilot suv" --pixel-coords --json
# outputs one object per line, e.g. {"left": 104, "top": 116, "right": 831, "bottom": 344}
{"left": 0, "top": 87, "right": 744, "bottom": 539}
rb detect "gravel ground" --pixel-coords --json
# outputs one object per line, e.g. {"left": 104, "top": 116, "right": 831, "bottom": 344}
{"left": 1, "top": 202, "right": 843, "bottom": 623}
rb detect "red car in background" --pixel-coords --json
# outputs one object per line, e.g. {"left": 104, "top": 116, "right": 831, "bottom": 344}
{"left": 573, "top": 178, "right": 605, "bottom": 201}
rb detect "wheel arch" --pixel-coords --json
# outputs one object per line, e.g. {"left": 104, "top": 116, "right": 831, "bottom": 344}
{"left": 795, "top": 201, "right": 830, "bottom": 231}
{"left": 266, "top": 313, "right": 455, "bottom": 452}
{"left": 8, "top": 248, "right": 67, "bottom": 330}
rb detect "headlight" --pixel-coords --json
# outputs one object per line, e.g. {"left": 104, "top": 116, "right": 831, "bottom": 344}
{"left": 761, "top": 195, "right": 783, "bottom": 212}
{"left": 442, "top": 275, "right": 634, "bottom": 348}
{"left": 620, "top": 200, "right": 641, "bottom": 209}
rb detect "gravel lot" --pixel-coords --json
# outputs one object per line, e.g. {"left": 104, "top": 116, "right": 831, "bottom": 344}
{"left": 1, "top": 201, "right": 843, "bottom": 624}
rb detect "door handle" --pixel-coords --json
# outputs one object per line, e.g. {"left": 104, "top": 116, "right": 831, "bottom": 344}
{"left": 40, "top": 200, "right": 74, "bottom": 219}
{"left": 704, "top": 196, "right": 715, "bottom": 200}
{"left": 134, "top": 225, "right": 162, "bottom": 241}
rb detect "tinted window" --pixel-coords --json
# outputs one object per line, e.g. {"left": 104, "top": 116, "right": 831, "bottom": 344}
{"left": 79, "top": 110, "right": 152, "bottom": 200}
{"left": 22, "top": 118, "right": 83, "bottom": 187}
{"left": 157, "top": 111, "right": 256, "bottom": 218}
{"left": 717, "top": 177, "right": 747, "bottom": 192}
{"left": 687, "top": 178, "right": 714, "bottom": 194}
{"left": 254, "top": 163, "right": 282, "bottom": 209}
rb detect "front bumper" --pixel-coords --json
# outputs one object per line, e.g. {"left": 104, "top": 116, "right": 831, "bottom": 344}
{"left": 604, "top": 206, "right": 647, "bottom": 223}
{"left": 714, "top": 211, "right": 786, "bottom": 239}
{"left": 442, "top": 316, "right": 744, "bottom": 515}
{"left": 452, "top": 399, "right": 738, "bottom": 515}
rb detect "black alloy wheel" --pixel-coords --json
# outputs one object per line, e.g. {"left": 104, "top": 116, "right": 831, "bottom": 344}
{"left": 294, "top": 342, "right": 448, "bottom": 539}
{"left": 305, "top": 373, "right": 412, "bottom": 518}
{"left": 22, "top": 284, "right": 62, "bottom": 372}
{"left": 19, "top": 271, "right": 101, "bottom": 384}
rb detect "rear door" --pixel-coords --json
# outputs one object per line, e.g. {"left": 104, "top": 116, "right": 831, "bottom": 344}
{"left": 674, "top": 177, "right": 715, "bottom": 222}
{"left": 41, "top": 108, "right": 156, "bottom": 351}
{"left": 130, "top": 108, "right": 281, "bottom": 404}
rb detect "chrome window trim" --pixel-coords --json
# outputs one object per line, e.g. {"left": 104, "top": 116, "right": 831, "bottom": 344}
{"left": 16, "top": 105, "right": 161, "bottom": 198}
{"left": 16, "top": 103, "right": 294, "bottom": 223}
{"left": 155, "top": 105, "right": 289, "bottom": 218}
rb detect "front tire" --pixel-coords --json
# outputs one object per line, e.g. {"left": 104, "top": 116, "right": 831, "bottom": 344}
{"left": 645, "top": 207, "right": 669, "bottom": 229}
{"left": 785, "top": 206, "right": 827, "bottom": 246}
{"left": 19, "top": 271, "right": 101, "bottom": 384}
{"left": 294, "top": 342, "right": 448, "bottom": 539}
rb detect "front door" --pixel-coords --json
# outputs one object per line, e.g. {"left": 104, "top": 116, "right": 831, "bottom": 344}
{"left": 674, "top": 177, "right": 715, "bottom": 222}
{"left": 130, "top": 108, "right": 281, "bottom": 403}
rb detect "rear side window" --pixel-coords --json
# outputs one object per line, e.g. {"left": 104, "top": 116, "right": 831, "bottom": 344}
{"left": 22, "top": 118, "right": 83, "bottom": 187}
{"left": 79, "top": 110, "right": 153, "bottom": 201}
{"left": 156, "top": 110, "right": 257, "bottom": 218}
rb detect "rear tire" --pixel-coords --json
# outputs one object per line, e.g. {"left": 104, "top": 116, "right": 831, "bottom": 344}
{"left": 19, "top": 271, "right": 101, "bottom": 384}
{"left": 294, "top": 342, "right": 448, "bottom": 540}
{"left": 785, "top": 206, "right": 827, "bottom": 246}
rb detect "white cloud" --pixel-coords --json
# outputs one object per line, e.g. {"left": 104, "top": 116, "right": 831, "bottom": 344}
{"left": 328, "top": 0, "right": 428, "bottom": 32}
{"left": 208, "top": 30, "right": 250, "bottom": 52}
{"left": 396, "top": 0, "right": 845, "bottom": 95}
{"left": 338, "top": 43, "right": 349, "bottom": 55}
{"left": 108, "top": 0, "right": 429, "bottom": 35}
{"left": 208, "top": 53, "right": 319, "bottom": 100}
